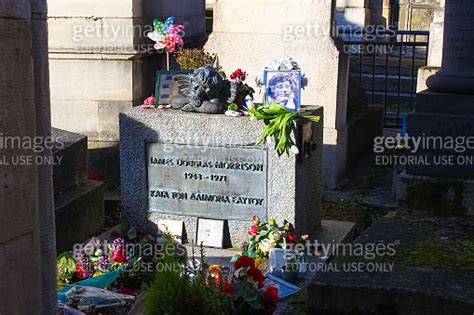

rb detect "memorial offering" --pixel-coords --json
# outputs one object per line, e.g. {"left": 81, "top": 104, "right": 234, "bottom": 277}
{"left": 247, "top": 103, "right": 320, "bottom": 156}
{"left": 147, "top": 16, "right": 185, "bottom": 70}
{"left": 232, "top": 216, "right": 310, "bottom": 265}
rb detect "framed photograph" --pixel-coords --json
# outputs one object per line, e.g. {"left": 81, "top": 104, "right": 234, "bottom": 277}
{"left": 196, "top": 218, "right": 225, "bottom": 248}
{"left": 155, "top": 70, "right": 191, "bottom": 105}
{"left": 264, "top": 70, "right": 301, "bottom": 112}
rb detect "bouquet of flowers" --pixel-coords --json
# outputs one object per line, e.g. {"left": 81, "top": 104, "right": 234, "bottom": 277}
{"left": 209, "top": 256, "right": 279, "bottom": 314}
{"left": 235, "top": 216, "right": 309, "bottom": 262}
{"left": 255, "top": 57, "right": 309, "bottom": 88}
{"left": 75, "top": 238, "right": 131, "bottom": 279}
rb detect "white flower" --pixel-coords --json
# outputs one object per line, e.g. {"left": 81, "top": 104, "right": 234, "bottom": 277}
{"left": 269, "top": 230, "right": 281, "bottom": 242}
{"left": 258, "top": 238, "right": 276, "bottom": 254}
{"left": 290, "top": 145, "right": 300, "bottom": 155}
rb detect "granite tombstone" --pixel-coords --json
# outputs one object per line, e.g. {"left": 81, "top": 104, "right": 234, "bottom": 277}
{"left": 120, "top": 107, "right": 323, "bottom": 245}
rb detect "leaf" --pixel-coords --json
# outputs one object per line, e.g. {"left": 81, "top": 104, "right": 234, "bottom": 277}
{"left": 230, "top": 254, "right": 241, "bottom": 263}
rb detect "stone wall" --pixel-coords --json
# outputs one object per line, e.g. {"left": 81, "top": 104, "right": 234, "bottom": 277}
{"left": 48, "top": 0, "right": 207, "bottom": 186}
{"left": 205, "top": 0, "right": 349, "bottom": 187}
{"left": 0, "top": 0, "right": 56, "bottom": 313}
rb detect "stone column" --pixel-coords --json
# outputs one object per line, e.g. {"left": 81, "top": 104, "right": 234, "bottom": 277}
{"left": 0, "top": 0, "right": 56, "bottom": 313}
{"left": 427, "top": 0, "right": 474, "bottom": 94}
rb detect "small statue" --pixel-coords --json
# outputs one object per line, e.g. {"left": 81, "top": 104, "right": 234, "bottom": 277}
{"left": 173, "top": 66, "right": 237, "bottom": 114}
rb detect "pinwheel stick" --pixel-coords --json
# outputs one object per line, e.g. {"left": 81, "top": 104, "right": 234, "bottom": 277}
{"left": 166, "top": 51, "right": 170, "bottom": 71}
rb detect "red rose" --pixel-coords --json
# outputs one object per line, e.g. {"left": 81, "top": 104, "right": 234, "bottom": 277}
{"left": 248, "top": 225, "right": 258, "bottom": 236}
{"left": 234, "top": 255, "right": 255, "bottom": 270}
{"left": 222, "top": 283, "right": 235, "bottom": 295}
{"left": 247, "top": 267, "right": 265, "bottom": 288}
{"left": 286, "top": 232, "right": 297, "bottom": 244}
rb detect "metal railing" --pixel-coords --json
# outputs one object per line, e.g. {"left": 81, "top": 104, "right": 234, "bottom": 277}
{"left": 339, "top": 29, "right": 430, "bottom": 128}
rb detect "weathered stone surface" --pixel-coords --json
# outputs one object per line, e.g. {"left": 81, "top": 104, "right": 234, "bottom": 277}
{"left": 50, "top": 54, "right": 159, "bottom": 141}
{"left": 406, "top": 110, "right": 474, "bottom": 177}
{"left": 346, "top": 107, "right": 383, "bottom": 171}
{"left": 427, "top": 0, "right": 474, "bottom": 94}
{"left": 205, "top": 0, "right": 349, "bottom": 187}
{"left": 0, "top": 15, "right": 43, "bottom": 313}
{"left": 396, "top": 171, "right": 474, "bottom": 216}
{"left": 55, "top": 180, "right": 105, "bottom": 253}
{"left": 120, "top": 106, "right": 323, "bottom": 245}
{"left": 307, "top": 217, "right": 474, "bottom": 314}
{"left": 52, "top": 128, "right": 88, "bottom": 194}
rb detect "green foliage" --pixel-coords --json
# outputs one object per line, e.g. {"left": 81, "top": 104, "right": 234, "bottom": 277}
{"left": 228, "top": 103, "right": 238, "bottom": 111}
{"left": 57, "top": 252, "right": 76, "bottom": 284}
{"left": 175, "top": 48, "right": 226, "bottom": 78}
{"left": 247, "top": 103, "right": 320, "bottom": 156}
{"left": 144, "top": 241, "right": 233, "bottom": 315}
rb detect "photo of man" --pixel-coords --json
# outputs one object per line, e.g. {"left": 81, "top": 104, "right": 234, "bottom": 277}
{"left": 265, "top": 70, "right": 301, "bottom": 112}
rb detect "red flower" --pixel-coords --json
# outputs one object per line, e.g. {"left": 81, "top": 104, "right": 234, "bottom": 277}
{"left": 263, "top": 286, "right": 279, "bottom": 303}
{"left": 248, "top": 225, "right": 258, "bottom": 236}
{"left": 76, "top": 261, "right": 86, "bottom": 279}
{"left": 234, "top": 255, "right": 255, "bottom": 270}
{"left": 252, "top": 215, "right": 260, "bottom": 224}
{"left": 286, "top": 232, "right": 297, "bottom": 244}
{"left": 222, "top": 283, "right": 235, "bottom": 295}
{"left": 247, "top": 267, "right": 265, "bottom": 288}
{"left": 230, "top": 68, "right": 247, "bottom": 81}
{"left": 213, "top": 274, "right": 221, "bottom": 284}
{"left": 110, "top": 249, "right": 128, "bottom": 263}
{"left": 301, "top": 234, "right": 310, "bottom": 240}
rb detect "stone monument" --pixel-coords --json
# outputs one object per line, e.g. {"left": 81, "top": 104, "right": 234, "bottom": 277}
{"left": 120, "top": 107, "right": 323, "bottom": 245}
{"left": 205, "top": 0, "right": 349, "bottom": 188}
{"left": 397, "top": 0, "right": 474, "bottom": 215}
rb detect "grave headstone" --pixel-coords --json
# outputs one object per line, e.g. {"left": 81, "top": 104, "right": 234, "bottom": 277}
{"left": 120, "top": 107, "right": 323, "bottom": 245}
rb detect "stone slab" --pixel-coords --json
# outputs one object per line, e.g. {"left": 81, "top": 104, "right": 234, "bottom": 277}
{"left": 396, "top": 171, "right": 474, "bottom": 216}
{"left": 307, "top": 217, "right": 474, "bottom": 314}
{"left": 52, "top": 128, "right": 88, "bottom": 194}
{"left": 415, "top": 89, "right": 474, "bottom": 115}
{"left": 55, "top": 179, "right": 105, "bottom": 253}
{"left": 120, "top": 106, "right": 323, "bottom": 246}
{"left": 406, "top": 111, "right": 474, "bottom": 177}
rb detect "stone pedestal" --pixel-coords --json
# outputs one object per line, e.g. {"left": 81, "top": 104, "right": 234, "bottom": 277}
{"left": 119, "top": 107, "right": 323, "bottom": 246}
{"left": 205, "top": 0, "right": 349, "bottom": 188}
{"left": 399, "top": 0, "right": 474, "bottom": 212}
{"left": 416, "top": 8, "right": 444, "bottom": 92}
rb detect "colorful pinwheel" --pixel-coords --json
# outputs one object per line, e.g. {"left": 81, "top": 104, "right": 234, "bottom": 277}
{"left": 147, "top": 16, "right": 185, "bottom": 53}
